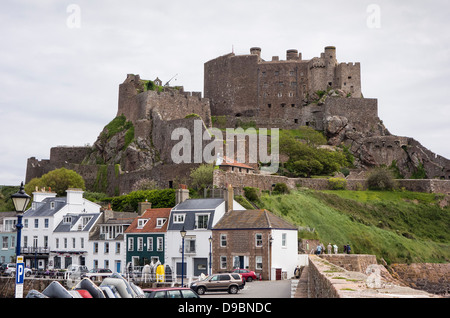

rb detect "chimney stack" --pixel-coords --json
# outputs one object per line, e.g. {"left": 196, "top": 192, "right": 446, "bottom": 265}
{"left": 138, "top": 200, "right": 152, "bottom": 215}
{"left": 176, "top": 184, "right": 189, "bottom": 205}
{"left": 224, "top": 184, "right": 234, "bottom": 213}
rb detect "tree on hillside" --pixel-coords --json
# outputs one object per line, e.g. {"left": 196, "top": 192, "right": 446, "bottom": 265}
{"left": 367, "top": 167, "right": 396, "bottom": 191}
{"left": 25, "top": 168, "right": 86, "bottom": 196}
{"left": 190, "top": 164, "right": 214, "bottom": 190}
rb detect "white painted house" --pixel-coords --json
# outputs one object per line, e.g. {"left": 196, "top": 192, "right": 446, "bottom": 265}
{"left": 22, "top": 188, "right": 101, "bottom": 270}
{"left": 166, "top": 187, "right": 245, "bottom": 283}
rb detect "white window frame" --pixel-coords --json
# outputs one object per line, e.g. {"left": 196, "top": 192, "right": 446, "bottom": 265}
{"left": 220, "top": 256, "right": 227, "bottom": 269}
{"left": 157, "top": 237, "right": 163, "bottom": 251}
{"left": 156, "top": 218, "right": 166, "bottom": 228}
{"left": 220, "top": 234, "right": 227, "bottom": 247}
{"left": 137, "top": 237, "right": 143, "bottom": 251}
{"left": 256, "top": 256, "right": 263, "bottom": 270}
{"left": 255, "top": 233, "right": 263, "bottom": 247}
{"left": 195, "top": 213, "right": 209, "bottom": 230}
{"left": 128, "top": 237, "right": 134, "bottom": 251}
{"left": 137, "top": 219, "right": 148, "bottom": 229}
{"left": 173, "top": 214, "right": 185, "bottom": 224}
{"left": 147, "top": 237, "right": 153, "bottom": 251}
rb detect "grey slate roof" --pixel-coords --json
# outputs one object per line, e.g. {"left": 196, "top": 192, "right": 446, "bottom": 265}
{"left": 168, "top": 198, "right": 225, "bottom": 231}
{"left": 24, "top": 197, "right": 67, "bottom": 217}
{"left": 54, "top": 213, "right": 101, "bottom": 232}
{"left": 172, "top": 198, "right": 224, "bottom": 211}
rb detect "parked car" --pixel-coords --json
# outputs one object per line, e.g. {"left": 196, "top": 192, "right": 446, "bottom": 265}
{"left": 66, "top": 264, "right": 89, "bottom": 278}
{"left": 4, "top": 263, "right": 32, "bottom": 277}
{"left": 83, "top": 268, "right": 113, "bottom": 281}
{"left": 232, "top": 268, "right": 257, "bottom": 282}
{"left": 190, "top": 273, "right": 244, "bottom": 295}
{"left": 143, "top": 287, "right": 200, "bottom": 298}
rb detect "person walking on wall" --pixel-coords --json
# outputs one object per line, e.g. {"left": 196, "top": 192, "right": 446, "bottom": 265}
{"left": 315, "top": 244, "right": 322, "bottom": 255}
{"left": 333, "top": 244, "right": 338, "bottom": 254}
{"left": 327, "top": 243, "right": 332, "bottom": 254}
{"left": 346, "top": 244, "right": 351, "bottom": 254}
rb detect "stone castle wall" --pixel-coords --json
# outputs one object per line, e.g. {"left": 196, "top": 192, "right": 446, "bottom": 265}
{"left": 118, "top": 74, "right": 211, "bottom": 128}
{"left": 204, "top": 46, "right": 362, "bottom": 122}
{"left": 213, "top": 169, "right": 450, "bottom": 195}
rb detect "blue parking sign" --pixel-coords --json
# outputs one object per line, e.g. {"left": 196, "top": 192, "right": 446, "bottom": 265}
{"left": 16, "top": 262, "right": 24, "bottom": 284}
{"left": 15, "top": 256, "right": 24, "bottom": 298}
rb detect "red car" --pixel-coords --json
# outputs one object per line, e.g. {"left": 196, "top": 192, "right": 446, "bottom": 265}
{"left": 232, "top": 269, "right": 257, "bottom": 282}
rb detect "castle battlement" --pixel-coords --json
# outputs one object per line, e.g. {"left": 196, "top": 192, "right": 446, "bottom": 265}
{"left": 204, "top": 46, "right": 362, "bottom": 123}
{"left": 118, "top": 74, "right": 211, "bottom": 127}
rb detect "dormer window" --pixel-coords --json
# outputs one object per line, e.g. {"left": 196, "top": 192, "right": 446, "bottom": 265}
{"left": 50, "top": 202, "right": 55, "bottom": 209}
{"left": 173, "top": 214, "right": 185, "bottom": 224}
{"left": 137, "top": 219, "right": 149, "bottom": 229}
{"left": 63, "top": 216, "right": 72, "bottom": 224}
{"left": 156, "top": 218, "right": 166, "bottom": 228}
{"left": 195, "top": 214, "right": 209, "bottom": 230}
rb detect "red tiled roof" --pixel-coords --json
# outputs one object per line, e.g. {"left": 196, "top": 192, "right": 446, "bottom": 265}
{"left": 124, "top": 208, "right": 171, "bottom": 233}
{"left": 219, "top": 156, "right": 254, "bottom": 170}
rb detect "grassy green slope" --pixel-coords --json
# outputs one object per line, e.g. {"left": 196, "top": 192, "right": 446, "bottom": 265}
{"left": 257, "top": 189, "right": 450, "bottom": 264}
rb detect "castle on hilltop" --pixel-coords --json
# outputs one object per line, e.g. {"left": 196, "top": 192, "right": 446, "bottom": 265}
{"left": 205, "top": 46, "right": 361, "bottom": 116}
{"left": 25, "top": 46, "right": 450, "bottom": 196}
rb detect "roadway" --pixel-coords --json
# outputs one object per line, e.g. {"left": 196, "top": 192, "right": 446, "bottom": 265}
{"left": 201, "top": 279, "right": 292, "bottom": 298}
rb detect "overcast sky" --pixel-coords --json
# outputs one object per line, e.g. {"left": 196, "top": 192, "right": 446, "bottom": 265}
{"left": 0, "top": 0, "right": 449, "bottom": 186}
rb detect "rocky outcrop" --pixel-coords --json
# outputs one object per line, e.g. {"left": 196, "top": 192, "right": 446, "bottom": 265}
{"left": 389, "top": 263, "right": 450, "bottom": 296}
{"left": 322, "top": 94, "right": 450, "bottom": 179}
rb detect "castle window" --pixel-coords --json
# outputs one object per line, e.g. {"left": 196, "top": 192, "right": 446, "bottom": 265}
{"left": 278, "top": 81, "right": 283, "bottom": 86}
{"left": 274, "top": 71, "right": 279, "bottom": 76}
{"left": 262, "top": 71, "right": 266, "bottom": 77}
{"left": 281, "top": 103, "right": 286, "bottom": 108}
{"left": 290, "top": 71, "right": 295, "bottom": 76}
{"left": 277, "top": 92, "right": 282, "bottom": 97}
{"left": 348, "top": 76, "right": 352, "bottom": 79}
{"left": 291, "top": 104, "right": 295, "bottom": 107}
{"left": 294, "top": 119, "right": 298, "bottom": 123}
{"left": 289, "top": 92, "right": 293, "bottom": 97}
{"left": 268, "top": 104, "right": 271, "bottom": 108}
{"left": 291, "top": 82, "right": 297, "bottom": 87}
{"left": 328, "top": 82, "right": 332, "bottom": 86}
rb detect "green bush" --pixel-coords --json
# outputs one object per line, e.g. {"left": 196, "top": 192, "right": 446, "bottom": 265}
{"left": 328, "top": 177, "right": 347, "bottom": 190}
{"left": 367, "top": 168, "right": 396, "bottom": 191}
{"left": 108, "top": 189, "right": 175, "bottom": 211}
{"left": 273, "top": 183, "right": 290, "bottom": 194}
{"left": 243, "top": 186, "right": 260, "bottom": 201}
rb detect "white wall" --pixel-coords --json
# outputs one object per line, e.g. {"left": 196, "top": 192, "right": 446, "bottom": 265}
{"left": 270, "top": 229, "right": 298, "bottom": 280}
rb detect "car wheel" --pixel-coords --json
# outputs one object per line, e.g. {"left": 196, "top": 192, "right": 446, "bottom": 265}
{"left": 247, "top": 277, "right": 252, "bottom": 282}
{"left": 25, "top": 271, "right": 31, "bottom": 277}
{"left": 228, "top": 285, "right": 238, "bottom": 294}
{"left": 196, "top": 287, "right": 206, "bottom": 295}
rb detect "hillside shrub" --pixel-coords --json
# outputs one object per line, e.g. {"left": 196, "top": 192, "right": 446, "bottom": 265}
{"left": 273, "top": 183, "right": 290, "bottom": 194}
{"left": 243, "top": 186, "right": 260, "bottom": 201}
{"left": 367, "top": 168, "right": 396, "bottom": 191}
{"left": 328, "top": 177, "right": 347, "bottom": 190}
{"left": 108, "top": 189, "right": 175, "bottom": 211}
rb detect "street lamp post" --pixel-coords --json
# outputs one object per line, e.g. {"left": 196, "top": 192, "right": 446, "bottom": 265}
{"left": 180, "top": 226, "right": 186, "bottom": 286}
{"left": 208, "top": 236, "right": 212, "bottom": 276}
{"left": 10, "top": 182, "right": 31, "bottom": 298}
{"left": 11, "top": 182, "right": 31, "bottom": 257}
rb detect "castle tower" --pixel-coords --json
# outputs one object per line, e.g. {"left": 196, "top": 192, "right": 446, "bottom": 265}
{"left": 324, "top": 46, "right": 338, "bottom": 88}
